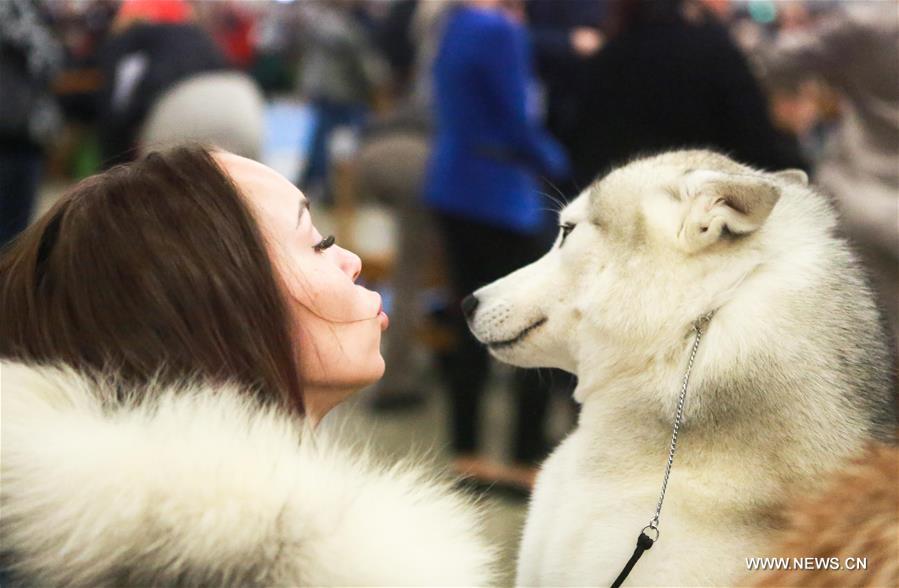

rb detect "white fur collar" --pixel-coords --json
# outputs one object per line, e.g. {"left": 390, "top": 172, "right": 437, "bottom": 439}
{"left": 0, "top": 362, "right": 496, "bottom": 586}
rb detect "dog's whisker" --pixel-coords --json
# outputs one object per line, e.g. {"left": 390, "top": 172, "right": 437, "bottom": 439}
{"left": 543, "top": 178, "right": 571, "bottom": 206}
{"left": 536, "top": 191, "right": 565, "bottom": 214}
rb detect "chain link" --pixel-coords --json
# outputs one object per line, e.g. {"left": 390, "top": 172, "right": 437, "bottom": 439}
{"left": 648, "top": 312, "right": 714, "bottom": 534}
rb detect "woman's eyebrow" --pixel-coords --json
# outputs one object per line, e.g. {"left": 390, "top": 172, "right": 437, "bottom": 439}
{"left": 296, "top": 197, "right": 310, "bottom": 227}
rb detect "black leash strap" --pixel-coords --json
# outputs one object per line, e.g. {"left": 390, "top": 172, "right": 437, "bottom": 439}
{"left": 610, "top": 529, "right": 656, "bottom": 588}
{"left": 608, "top": 312, "right": 713, "bottom": 588}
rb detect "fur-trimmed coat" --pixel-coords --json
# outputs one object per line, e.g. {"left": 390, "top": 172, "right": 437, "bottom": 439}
{"left": 0, "top": 362, "right": 496, "bottom": 587}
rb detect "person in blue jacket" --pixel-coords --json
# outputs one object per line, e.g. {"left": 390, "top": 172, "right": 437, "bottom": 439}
{"left": 424, "top": 0, "right": 569, "bottom": 490}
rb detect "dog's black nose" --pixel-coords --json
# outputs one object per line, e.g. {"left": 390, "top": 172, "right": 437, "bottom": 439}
{"left": 461, "top": 294, "right": 479, "bottom": 321}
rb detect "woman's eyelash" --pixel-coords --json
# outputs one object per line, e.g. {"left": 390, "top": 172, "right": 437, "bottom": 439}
{"left": 313, "top": 235, "right": 336, "bottom": 252}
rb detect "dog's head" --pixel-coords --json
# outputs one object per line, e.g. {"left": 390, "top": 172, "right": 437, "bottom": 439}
{"left": 465, "top": 150, "right": 809, "bottom": 381}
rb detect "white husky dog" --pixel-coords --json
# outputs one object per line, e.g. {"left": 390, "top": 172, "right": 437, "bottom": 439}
{"left": 464, "top": 150, "right": 896, "bottom": 587}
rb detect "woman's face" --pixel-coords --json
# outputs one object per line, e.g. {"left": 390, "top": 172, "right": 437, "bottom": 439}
{"left": 216, "top": 153, "right": 388, "bottom": 417}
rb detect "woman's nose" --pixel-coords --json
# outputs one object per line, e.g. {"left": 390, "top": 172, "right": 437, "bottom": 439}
{"left": 338, "top": 247, "right": 362, "bottom": 282}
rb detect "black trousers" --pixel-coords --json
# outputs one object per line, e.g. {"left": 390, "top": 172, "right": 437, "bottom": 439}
{"left": 435, "top": 212, "right": 551, "bottom": 464}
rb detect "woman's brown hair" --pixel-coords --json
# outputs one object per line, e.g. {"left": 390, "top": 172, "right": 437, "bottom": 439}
{"left": 0, "top": 144, "right": 304, "bottom": 413}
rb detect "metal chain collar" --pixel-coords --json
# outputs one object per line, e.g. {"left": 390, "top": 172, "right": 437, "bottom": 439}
{"left": 643, "top": 311, "right": 715, "bottom": 540}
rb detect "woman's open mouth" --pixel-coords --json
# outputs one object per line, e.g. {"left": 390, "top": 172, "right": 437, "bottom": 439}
{"left": 486, "top": 318, "right": 547, "bottom": 349}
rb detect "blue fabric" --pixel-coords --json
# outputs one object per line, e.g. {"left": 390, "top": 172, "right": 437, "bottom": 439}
{"left": 300, "top": 98, "right": 366, "bottom": 199}
{"left": 424, "top": 7, "right": 569, "bottom": 233}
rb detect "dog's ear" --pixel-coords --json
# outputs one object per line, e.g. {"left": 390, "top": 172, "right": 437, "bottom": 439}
{"left": 773, "top": 169, "right": 808, "bottom": 186}
{"left": 680, "top": 171, "right": 781, "bottom": 252}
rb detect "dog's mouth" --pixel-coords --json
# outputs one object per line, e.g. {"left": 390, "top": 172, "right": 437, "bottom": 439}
{"left": 485, "top": 318, "right": 547, "bottom": 349}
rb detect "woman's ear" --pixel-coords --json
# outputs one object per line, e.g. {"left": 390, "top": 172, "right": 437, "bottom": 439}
{"left": 679, "top": 171, "right": 781, "bottom": 252}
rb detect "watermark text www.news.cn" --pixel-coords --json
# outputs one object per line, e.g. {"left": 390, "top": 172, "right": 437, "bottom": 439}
{"left": 746, "top": 557, "right": 868, "bottom": 571}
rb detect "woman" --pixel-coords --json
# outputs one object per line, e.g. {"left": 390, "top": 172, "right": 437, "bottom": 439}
{"left": 0, "top": 145, "right": 495, "bottom": 586}
{"left": 424, "top": 0, "right": 569, "bottom": 489}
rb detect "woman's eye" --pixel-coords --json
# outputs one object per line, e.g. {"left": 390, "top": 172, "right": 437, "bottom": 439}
{"left": 313, "top": 235, "right": 336, "bottom": 252}
{"left": 559, "top": 223, "right": 575, "bottom": 246}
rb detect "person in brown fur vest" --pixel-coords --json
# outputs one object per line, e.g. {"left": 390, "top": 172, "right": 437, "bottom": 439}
{"left": 749, "top": 442, "right": 898, "bottom": 588}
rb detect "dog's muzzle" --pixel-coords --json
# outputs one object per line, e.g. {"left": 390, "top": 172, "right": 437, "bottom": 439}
{"left": 463, "top": 293, "right": 547, "bottom": 348}
{"left": 485, "top": 317, "right": 547, "bottom": 349}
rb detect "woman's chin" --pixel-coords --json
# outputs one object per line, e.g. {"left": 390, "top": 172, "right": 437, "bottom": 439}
{"left": 349, "top": 355, "right": 386, "bottom": 391}
{"left": 370, "top": 354, "right": 386, "bottom": 383}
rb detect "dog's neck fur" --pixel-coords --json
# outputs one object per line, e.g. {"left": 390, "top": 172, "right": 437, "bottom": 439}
{"left": 571, "top": 304, "right": 889, "bottom": 511}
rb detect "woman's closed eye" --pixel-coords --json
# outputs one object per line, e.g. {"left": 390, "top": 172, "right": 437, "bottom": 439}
{"left": 314, "top": 235, "right": 336, "bottom": 252}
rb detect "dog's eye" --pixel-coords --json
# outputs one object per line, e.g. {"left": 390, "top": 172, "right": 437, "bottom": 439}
{"left": 559, "top": 223, "right": 576, "bottom": 246}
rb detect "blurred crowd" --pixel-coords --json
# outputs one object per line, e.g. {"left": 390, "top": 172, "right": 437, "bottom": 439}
{"left": 1, "top": 0, "right": 896, "bottom": 490}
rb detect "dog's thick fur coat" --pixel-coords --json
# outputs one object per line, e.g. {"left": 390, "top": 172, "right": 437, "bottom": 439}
{"left": 0, "top": 362, "right": 496, "bottom": 587}
{"left": 467, "top": 150, "right": 896, "bottom": 586}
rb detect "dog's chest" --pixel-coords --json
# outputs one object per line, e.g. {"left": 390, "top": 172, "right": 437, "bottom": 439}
{"left": 518, "top": 435, "right": 767, "bottom": 586}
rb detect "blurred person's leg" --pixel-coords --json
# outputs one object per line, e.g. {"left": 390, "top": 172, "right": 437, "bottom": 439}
{"left": 299, "top": 99, "right": 335, "bottom": 198}
{"left": 0, "top": 148, "right": 41, "bottom": 247}
{"left": 442, "top": 333, "right": 491, "bottom": 456}
{"left": 356, "top": 131, "right": 433, "bottom": 409}
{"left": 374, "top": 201, "right": 434, "bottom": 408}
{"left": 300, "top": 99, "right": 366, "bottom": 201}
{"left": 436, "top": 213, "right": 493, "bottom": 457}
{"left": 512, "top": 368, "right": 551, "bottom": 465}
{"left": 436, "top": 212, "right": 553, "bottom": 489}
{"left": 500, "top": 230, "right": 553, "bottom": 485}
